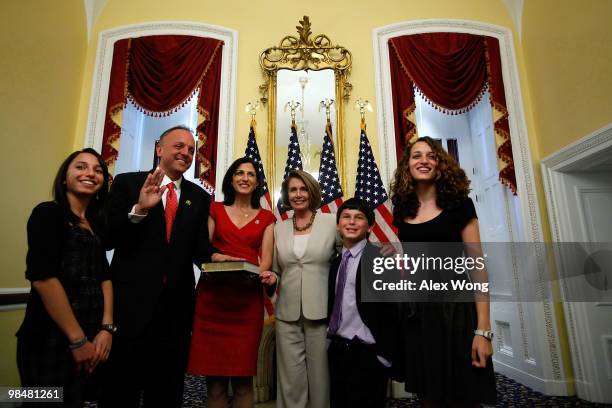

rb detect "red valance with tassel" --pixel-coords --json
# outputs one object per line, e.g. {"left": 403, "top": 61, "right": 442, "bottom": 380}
{"left": 389, "top": 33, "right": 516, "bottom": 194}
{"left": 101, "top": 35, "right": 223, "bottom": 193}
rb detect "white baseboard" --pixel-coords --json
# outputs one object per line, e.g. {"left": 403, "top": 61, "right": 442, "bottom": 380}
{"left": 0, "top": 288, "right": 29, "bottom": 312}
{"left": 390, "top": 380, "right": 412, "bottom": 399}
{"left": 0, "top": 304, "right": 26, "bottom": 312}
{"left": 494, "top": 359, "right": 572, "bottom": 396}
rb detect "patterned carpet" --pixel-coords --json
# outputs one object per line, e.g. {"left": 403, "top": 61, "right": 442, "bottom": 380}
{"left": 182, "top": 374, "right": 206, "bottom": 408}
{"left": 388, "top": 373, "right": 612, "bottom": 407}
{"left": 181, "top": 373, "right": 612, "bottom": 407}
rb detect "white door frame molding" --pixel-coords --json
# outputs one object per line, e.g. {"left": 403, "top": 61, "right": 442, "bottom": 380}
{"left": 541, "top": 122, "right": 612, "bottom": 402}
{"left": 372, "top": 19, "right": 567, "bottom": 394}
{"left": 84, "top": 21, "right": 238, "bottom": 193}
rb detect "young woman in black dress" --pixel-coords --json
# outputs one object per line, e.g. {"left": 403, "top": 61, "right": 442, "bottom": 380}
{"left": 390, "top": 137, "right": 496, "bottom": 407}
{"left": 16, "top": 148, "right": 114, "bottom": 407}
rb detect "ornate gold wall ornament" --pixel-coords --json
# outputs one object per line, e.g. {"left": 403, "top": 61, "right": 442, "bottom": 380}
{"left": 260, "top": 16, "right": 352, "bottom": 103}
{"left": 259, "top": 16, "right": 352, "bottom": 199}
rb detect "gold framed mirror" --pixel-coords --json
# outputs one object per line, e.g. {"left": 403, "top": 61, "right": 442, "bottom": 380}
{"left": 260, "top": 16, "right": 352, "bottom": 203}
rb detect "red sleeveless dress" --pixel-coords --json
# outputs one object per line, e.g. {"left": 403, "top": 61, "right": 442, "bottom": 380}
{"left": 187, "top": 202, "right": 276, "bottom": 376}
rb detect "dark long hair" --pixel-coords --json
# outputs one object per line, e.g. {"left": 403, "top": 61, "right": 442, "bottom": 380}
{"left": 390, "top": 136, "right": 470, "bottom": 224}
{"left": 221, "top": 157, "right": 262, "bottom": 209}
{"left": 52, "top": 148, "right": 110, "bottom": 232}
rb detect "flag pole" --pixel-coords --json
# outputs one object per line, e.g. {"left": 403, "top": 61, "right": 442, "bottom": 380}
{"left": 245, "top": 100, "right": 277, "bottom": 322}
{"left": 353, "top": 97, "right": 400, "bottom": 248}
{"left": 355, "top": 98, "right": 373, "bottom": 130}
{"left": 244, "top": 100, "right": 277, "bottom": 216}
{"left": 276, "top": 101, "right": 304, "bottom": 220}
{"left": 245, "top": 100, "right": 260, "bottom": 133}
{"left": 317, "top": 98, "right": 344, "bottom": 214}
{"left": 285, "top": 100, "right": 300, "bottom": 128}
{"left": 319, "top": 98, "right": 335, "bottom": 145}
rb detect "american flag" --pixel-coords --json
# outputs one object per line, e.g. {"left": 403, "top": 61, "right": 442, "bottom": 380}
{"left": 318, "top": 120, "right": 344, "bottom": 213}
{"left": 244, "top": 119, "right": 274, "bottom": 213}
{"left": 277, "top": 121, "right": 303, "bottom": 220}
{"left": 354, "top": 122, "right": 400, "bottom": 245}
{"left": 244, "top": 119, "right": 276, "bottom": 320}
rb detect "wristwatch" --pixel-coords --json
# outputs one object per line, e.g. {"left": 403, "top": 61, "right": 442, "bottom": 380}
{"left": 101, "top": 323, "right": 118, "bottom": 334}
{"left": 474, "top": 329, "right": 494, "bottom": 341}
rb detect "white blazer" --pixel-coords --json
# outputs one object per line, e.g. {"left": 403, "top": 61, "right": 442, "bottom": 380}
{"left": 273, "top": 213, "right": 339, "bottom": 321}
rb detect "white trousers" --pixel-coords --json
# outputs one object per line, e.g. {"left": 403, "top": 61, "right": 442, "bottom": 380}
{"left": 275, "top": 316, "right": 330, "bottom": 408}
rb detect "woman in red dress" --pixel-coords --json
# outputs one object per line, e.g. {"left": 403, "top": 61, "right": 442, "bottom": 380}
{"left": 188, "top": 157, "right": 277, "bottom": 408}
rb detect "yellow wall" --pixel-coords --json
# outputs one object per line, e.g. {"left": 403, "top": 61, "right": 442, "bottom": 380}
{"left": 3, "top": 0, "right": 611, "bottom": 391}
{"left": 519, "top": 0, "right": 612, "bottom": 387}
{"left": 0, "top": 0, "right": 87, "bottom": 386}
{"left": 74, "top": 0, "right": 516, "bottom": 195}
{"left": 522, "top": 0, "right": 612, "bottom": 158}
{"left": 0, "top": 0, "right": 88, "bottom": 287}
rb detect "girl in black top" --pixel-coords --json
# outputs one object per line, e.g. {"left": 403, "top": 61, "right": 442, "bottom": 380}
{"left": 390, "top": 137, "right": 496, "bottom": 406}
{"left": 16, "top": 148, "right": 113, "bottom": 407}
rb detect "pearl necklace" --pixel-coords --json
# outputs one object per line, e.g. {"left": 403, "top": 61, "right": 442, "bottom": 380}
{"left": 293, "top": 211, "right": 316, "bottom": 232}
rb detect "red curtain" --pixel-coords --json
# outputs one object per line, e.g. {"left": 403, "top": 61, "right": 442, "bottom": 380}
{"left": 100, "top": 39, "right": 130, "bottom": 172}
{"left": 484, "top": 37, "right": 515, "bottom": 194}
{"left": 195, "top": 49, "right": 222, "bottom": 195}
{"left": 389, "top": 33, "right": 516, "bottom": 194}
{"left": 101, "top": 35, "right": 223, "bottom": 192}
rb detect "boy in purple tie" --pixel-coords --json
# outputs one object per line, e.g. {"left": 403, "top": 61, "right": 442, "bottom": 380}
{"left": 327, "top": 198, "right": 400, "bottom": 408}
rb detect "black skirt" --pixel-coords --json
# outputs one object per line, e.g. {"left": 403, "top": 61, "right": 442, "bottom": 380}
{"left": 401, "top": 302, "right": 497, "bottom": 404}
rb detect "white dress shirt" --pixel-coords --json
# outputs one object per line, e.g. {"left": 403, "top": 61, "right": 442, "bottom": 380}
{"left": 292, "top": 233, "right": 310, "bottom": 259}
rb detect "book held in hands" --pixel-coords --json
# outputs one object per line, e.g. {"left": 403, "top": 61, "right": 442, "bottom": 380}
{"left": 200, "top": 261, "right": 260, "bottom": 284}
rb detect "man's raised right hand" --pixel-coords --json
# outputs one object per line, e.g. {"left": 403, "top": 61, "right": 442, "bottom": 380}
{"left": 135, "top": 167, "right": 167, "bottom": 214}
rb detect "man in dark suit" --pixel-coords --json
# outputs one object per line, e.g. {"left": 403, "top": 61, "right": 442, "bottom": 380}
{"left": 101, "top": 126, "right": 225, "bottom": 407}
{"left": 327, "top": 198, "right": 400, "bottom": 408}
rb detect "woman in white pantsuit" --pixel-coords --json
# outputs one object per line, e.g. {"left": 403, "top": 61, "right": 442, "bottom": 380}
{"left": 273, "top": 170, "right": 339, "bottom": 408}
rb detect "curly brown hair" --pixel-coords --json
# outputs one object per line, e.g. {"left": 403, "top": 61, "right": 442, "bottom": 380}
{"left": 390, "top": 136, "right": 471, "bottom": 224}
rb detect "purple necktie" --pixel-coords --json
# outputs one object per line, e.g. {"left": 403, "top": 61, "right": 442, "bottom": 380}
{"left": 328, "top": 250, "right": 352, "bottom": 335}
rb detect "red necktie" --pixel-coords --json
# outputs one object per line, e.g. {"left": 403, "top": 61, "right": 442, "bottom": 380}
{"left": 165, "top": 182, "right": 178, "bottom": 242}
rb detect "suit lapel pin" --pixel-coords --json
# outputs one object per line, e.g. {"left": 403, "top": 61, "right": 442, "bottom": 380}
{"left": 185, "top": 200, "right": 192, "bottom": 206}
